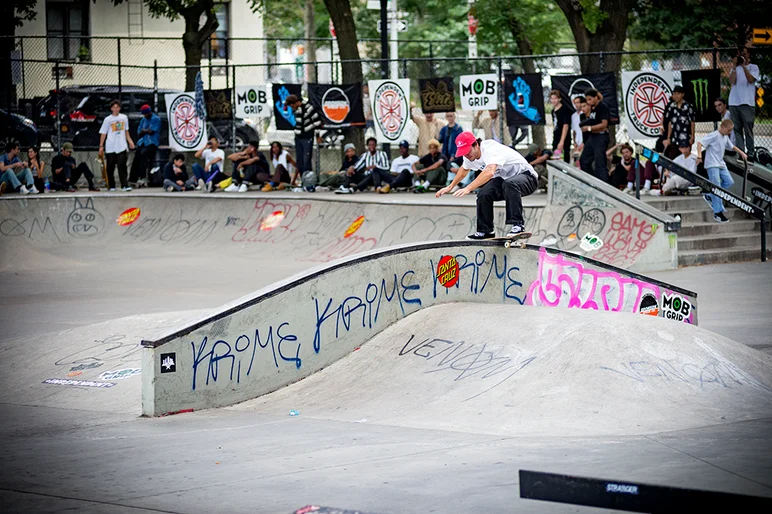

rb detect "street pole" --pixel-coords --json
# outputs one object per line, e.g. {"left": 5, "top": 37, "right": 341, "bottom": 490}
{"left": 380, "top": 0, "right": 390, "bottom": 156}
{"left": 467, "top": 0, "right": 477, "bottom": 60}
{"left": 389, "top": 0, "right": 399, "bottom": 79}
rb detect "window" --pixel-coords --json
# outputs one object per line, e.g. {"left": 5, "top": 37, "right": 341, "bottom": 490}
{"left": 202, "top": 2, "right": 230, "bottom": 60}
{"left": 46, "top": 0, "right": 90, "bottom": 61}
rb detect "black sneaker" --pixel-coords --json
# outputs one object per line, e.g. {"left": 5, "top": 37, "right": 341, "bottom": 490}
{"left": 702, "top": 193, "right": 713, "bottom": 208}
{"left": 713, "top": 211, "right": 730, "bottom": 223}
{"left": 507, "top": 225, "right": 526, "bottom": 237}
{"left": 466, "top": 231, "right": 496, "bottom": 240}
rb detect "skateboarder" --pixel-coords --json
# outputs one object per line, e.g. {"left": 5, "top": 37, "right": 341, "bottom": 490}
{"left": 436, "top": 132, "right": 538, "bottom": 239}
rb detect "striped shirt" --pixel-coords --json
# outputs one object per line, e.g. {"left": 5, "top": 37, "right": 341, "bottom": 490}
{"left": 294, "top": 101, "right": 323, "bottom": 138}
{"left": 353, "top": 150, "right": 390, "bottom": 173}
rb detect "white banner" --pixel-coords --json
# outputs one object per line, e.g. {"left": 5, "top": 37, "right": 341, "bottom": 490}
{"left": 459, "top": 73, "right": 498, "bottom": 111}
{"left": 234, "top": 85, "right": 271, "bottom": 118}
{"left": 368, "top": 79, "right": 410, "bottom": 143}
{"left": 165, "top": 92, "right": 207, "bottom": 152}
{"left": 622, "top": 71, "right": 674, "bottom": 140}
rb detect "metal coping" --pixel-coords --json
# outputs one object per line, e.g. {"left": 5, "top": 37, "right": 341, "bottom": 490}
{"left": 547, "top": 160, "right": 681, "bottom": 231}
{"left": 141, "top": 240, "right": 697, "bottom": 349}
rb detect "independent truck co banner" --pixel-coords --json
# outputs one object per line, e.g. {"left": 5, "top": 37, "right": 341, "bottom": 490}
{"left": 272, "top": 83, "right": 302, "bottom": 131}
{"left": 459, "top": 73, "right": 498, "bottom": 111}
{"left": 551, "top": 72, "right": 620, "bottom": 124}
{"left": 504, "top": 73, "right": 545, "bottom": 127}
{"left": 368, "top": 79, "right": 411, "bottom": 143}
{"left": 308, "top": 83, "right": 366, "bottom": 128}
{"left": 622, "top": 71, "right": 674, "bottom": 140}
{"left": 681, "top": 69, "right": 721, "bottom": 122}
{"left": 235, "top": 85, "right": 270, "bottom": 118}
{"left": 165, "top": 92, "right": 207, "bottom": 152}
{"left": 418, "top": 77, "right": 456, "bottom": 113}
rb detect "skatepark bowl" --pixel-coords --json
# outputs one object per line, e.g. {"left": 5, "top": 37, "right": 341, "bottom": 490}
{"left": 1, "top": 186, "right": 771, "bottom": 513}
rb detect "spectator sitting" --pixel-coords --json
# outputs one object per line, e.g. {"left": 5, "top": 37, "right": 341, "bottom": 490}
{"left": 523, "top": 144, "right": 552, "bottom": 191}
{"left": 0, "top": 141, "right": 38, "bottom": 195}
{"left": 344, "top": 137, "right": 391, "bottom": 193}
{"left": 226, "top": 140, "right": 269, "bottom": 193}
{"left": 621, "top": 144, "right": 668, "bottom": 195}
{"left": 657, "top": 143, "right": 697, "bottom": 196}
{"left": 606, "top": 143, "right": 633, "bottom": 190}
{"left": 412, "top": 138, "right": 448, "bottom": 193}
{"left": 193, "top": 136, "right": 228, "bottom": 193}
{"left": 411, "top": 109, "right": 446, "bottom": 156}
{"left": 163, "top": 154, "right": 197, "bottom": 192}
{"left": 261, "top": 141, "right": 297, "bottom": 192}
{"left": 387, "top": 140, "right": 420, "bottom": 193}
{"left": 28, "top": 147, "right": 46, "bottom": 193}
{"left": 322, "top": 143, "right": 359, "bottom": 191}
{"left": 50, "top": 142, "right": 99, "bottom": 192}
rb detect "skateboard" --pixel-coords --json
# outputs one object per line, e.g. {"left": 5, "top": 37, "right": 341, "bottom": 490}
{"left": 490, "top": 232, "right": 532, "bottom": 249}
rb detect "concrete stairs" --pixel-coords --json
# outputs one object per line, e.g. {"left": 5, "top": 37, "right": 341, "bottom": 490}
{"left": 641, "top": 195, "right": 770, "bottom": 266}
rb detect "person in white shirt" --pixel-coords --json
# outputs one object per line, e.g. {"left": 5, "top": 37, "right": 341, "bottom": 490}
{"left": 571, "top": 96, "right": 586, "bottom": 165}
{"left": 436, "top": 132, "right": 538, "bottom": 239}
{"left": 660, "top": 143, "right": 696, "bottom": 196}
{"left": 713, "top": 97, "right": 735, "bottom": 146}
{"left": 696, "top": 119, "right": 748, "bottom": 223}
{"left": 98, "top": 100, "right": 135, "bottom": 191}
{"left": 193, "top": 136, "right": 228, "bottom": 192}
{"left": 728, "top": 46, "right": 760, "bottom": 155}
{"left": 387, "top": 140, "right": 420, "bottom": 192}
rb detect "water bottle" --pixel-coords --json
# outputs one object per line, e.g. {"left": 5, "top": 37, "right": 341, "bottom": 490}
{"left": 44, "top": 177, "right": 50, "bottom": 192}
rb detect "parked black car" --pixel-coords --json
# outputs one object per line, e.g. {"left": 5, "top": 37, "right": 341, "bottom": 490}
{"left": 0, "top": 109, "right": 40, "bottom": 150}
{"left": 34, "top": 86, "right": 258, "bottom": 149}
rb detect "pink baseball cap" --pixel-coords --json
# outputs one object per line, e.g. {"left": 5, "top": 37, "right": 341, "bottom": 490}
{"left": 454, "top": 131, "right": 477, "bottom": 157}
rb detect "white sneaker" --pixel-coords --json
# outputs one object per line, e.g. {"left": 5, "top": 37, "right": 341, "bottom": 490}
{"left": 206, "top": 181, "right": 214, "bottom": 193}
{"left": 316, "top": 186, "right": 330, "bottom": 192}
{"left": 622, "top": 186, "right": 633, "bottom": 194}
{"left": 291, "top": 187, "right": 304, "bottom": 193}
{"left": 166, "top": 186, "right": 175, "bottom": 192}
{"left": 649, "top": 189, "right": 661, "bottom": 196}
{"left": 122, "top": 186, "right": 132, "bottom": 192}
{"left": 238, "top": 183, "right": 249, "bottom": 193}
{"left": 335, "top": 186, "right": 352, "bottom": 194}
{"left": 224, "top": 184, "right": 239, "bottom": 192}
{"left": 422, "top": 180, "right": 431, "bottom": 188}
{"left": 109, "top": 188, "right": 117, "bottom": 191}
{"left": 642, "top": 188, "right": 651, "bottom": 195}
{"left": 29, "top": 185, "right": 39, "bottom": 194}
{"left": 20, "top": 185, "right": 29, "bottom": 195}
{"left": 196, "top": 179, "right": 204, "bottom": 191}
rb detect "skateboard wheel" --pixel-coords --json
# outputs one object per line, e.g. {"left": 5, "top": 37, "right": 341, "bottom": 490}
{"left": 504, "top": 241, "right": 511, "bottom": 248}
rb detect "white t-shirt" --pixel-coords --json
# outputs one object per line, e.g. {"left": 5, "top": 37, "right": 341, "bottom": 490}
{"left": 701, "top": 130, "right": 734, "bottom": 170}
{"left": 391, "top": 154, "right": 420, "bottom": 174}
{"left": 462, "top": 139, "right": 536, "bottom": 180}
{"left": 672, "top": 153, "right": 697, "bottom": 173}
{"left": 271, "top": 149, "right": 294, "bottom": 173}
{"left": 722, "top": 110, "right": 736, "bottom": 145}
{"left": 728, "top": 64, "right": 760, "bottom": 106}
{"left": 202, "top": 148, "right": 225, "bottom": 170}
{"left": 99, "top": 114, "right": 129, "bottom": 154}
{"left": 666, "top": 154, "right": 696, "bottom": 190}
{"left": 571, "top": 111, "right": 582, "bottom": 146}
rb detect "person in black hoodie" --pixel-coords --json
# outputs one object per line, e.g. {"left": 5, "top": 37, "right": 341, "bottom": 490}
{"left": 163, "top": 154, "right": 196, "bottom": 192}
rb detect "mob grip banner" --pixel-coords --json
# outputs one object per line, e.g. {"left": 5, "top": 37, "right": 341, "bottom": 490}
{"left": 459, "top": 73, "right": 498, "bottom": 111}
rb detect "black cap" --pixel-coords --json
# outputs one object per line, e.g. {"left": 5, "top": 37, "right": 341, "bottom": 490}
{"left": 673, "top": 86, "right": 685, "bottom": 94}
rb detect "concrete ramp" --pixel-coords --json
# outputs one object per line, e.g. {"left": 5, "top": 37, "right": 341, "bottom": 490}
{"left": 237, "top": 304, "right": 772, "bottom": 437}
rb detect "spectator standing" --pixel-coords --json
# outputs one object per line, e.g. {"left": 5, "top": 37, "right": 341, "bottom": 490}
{"left": 388, "top": 140, "right": 420, "bottom": 192}
{"left": 226, "top": 140, "right": 269, "bottom": 192}
{"left": 663, "top": 86, "right": 696, "bottom": 149}
{"left": 412, "top": 110, "right": 446, "bottom": 156}
{"left": 284, "top": 94, "right": 322, "bottom": 183}
{"left": 129, "top": 104, "right": 160, "bottom": 185}
{"left": 439, "top": 112, "right": 463, "bottom": 163}
{"left": 571, "top": 96, "right": 586, "bottom": 165}
{"left": 163, "top": 154, "right": 197, "bottom": 192}
{"left": 28, "top": 147, "right": 46, "bottom": 193}
{"left": 412, "top": 138, "right": 448, "bottom": 193}
{"left": 697, "top": 119, "right": 748, "bottom": 223}
{"left": 728, "top": 46, "right": 759, "bottom": 155}
{"left": 549, "top": 90, "right": 572, "bottom": 162}
{"left": 260, "top": 142, "right": 297, "bottom": 191}
{"left": 0, "top": 142, "right": 37, "bottom": 195}
{"left": 474, "top": 110, "right": 511, "bottom": 146}
{"left": 193, "top": 136, "right": 228, "bottom": 192}
{"left": 714, "top": 98, "right": 735, "bottom": 145}
{"left": 98, "top": 100, "right": 135, "bottom": 191}
{"left": 579, "top": 89, "right": 611, "bottom": 181}
{"left": 50, "top": 142, "right": 99, "bottom": 191}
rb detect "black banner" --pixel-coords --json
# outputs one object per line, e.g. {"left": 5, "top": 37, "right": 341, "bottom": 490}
{"left": 307, "top": 83, "right": 366, "bottom": 128}
{"left": 204, "top": 89, "right": 232, "bottom": 121}
{"left": 272, "top": 83, "right": 303, "bottom": 131}
{"left": 418, "top": 77, "right": 456, "bottom": 113}
{"left": 681, "top": 69, "right": 721, "bottom": 123}
{"left": 503, "top": 73, "right": 545, "bottom": 127}
{"left": 551, "top": 72, "right": 619, "bottom": 124}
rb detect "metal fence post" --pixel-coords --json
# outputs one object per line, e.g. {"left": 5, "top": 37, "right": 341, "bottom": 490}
{"left": 599, "top": 51, "right": 604, "bottom": 73}
{"left": 634, "top": 156, "right": 640, "bottom": 200}
{"left": 208, "top": 38, "right": 213, "bottom": 89}
{"left": 401, "top": 58, "right": 408, "bottom": 79}
{"left": 117, "top": 38, "right": 122, "bottom": 101}
{"left": 55, "top": 62, "right": 61, "bottom": 152}
{"left": 429, "top": 42, "right": 434, "bottom": 77}
{"left": 232, "top": 65, "right": 237, "bottom": 152}
{"left": 153, "top": 60, "right": 158, "bottom": 110}
{"left": 712, "top": 47, "right": 719, "bottom": 131}
{"left": 20, "top": 37, "right": 26, "bottom": 101}
{"left": 225, "top": 37, "right": 230, "bottom": 90}
{"left": 498, "top": 58, "right": 504, "bottom": 142}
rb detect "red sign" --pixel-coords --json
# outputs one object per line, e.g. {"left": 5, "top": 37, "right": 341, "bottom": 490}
{"left": 467, "top": 13, "right": 478, "bottom": 36}
{"left": 117, "top": 207, "right": 140, "bottom": 226}
{"left": 436, "top": 255, "right": 459, "bottom": 288}
{"left": 329, "top": 19, "right": 336, "bottom": 38}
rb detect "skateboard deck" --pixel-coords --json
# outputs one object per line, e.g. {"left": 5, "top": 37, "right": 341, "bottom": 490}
{"left": 490, "top": 232, "right": 532, "bottom": 248}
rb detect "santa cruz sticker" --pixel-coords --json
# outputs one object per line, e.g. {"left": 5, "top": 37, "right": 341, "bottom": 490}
{"left": 436, "top": 255, "right": 459, "bottom": 288}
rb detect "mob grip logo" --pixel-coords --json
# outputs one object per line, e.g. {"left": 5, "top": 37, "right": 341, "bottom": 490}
{"left": 661, "top": 292, "right": 692, "bottom": 322}
{"left": 691, "top": 78, "right": 709, "bottom": 112}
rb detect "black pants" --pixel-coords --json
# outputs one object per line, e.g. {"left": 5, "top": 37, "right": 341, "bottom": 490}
{"left": 256, "top": 164, "right": 292, "bottom": 185}
{"left": 579, "top": 133, "right": 609, "bottom": 182}
{"left": 295, "top": 137, "right": 314, "bottom": 173}
{"left": 553, "top": 139, "right": 572, "bottom": 163}
{"left": 232, "top": 159, "right": 269, "bottom": 185}
{"left": 52, "top": 163, "right": 96, "bottom": 190}
{"left": 476, "top": 173, "right": 538, "bottom": 234}
{"left": 610, "top": 163, "right": 629, "bottom": 189}
{"left": 105, "top": 151, "right": 129, "bottom": 189}
{"left": 343, "top": 170, "right": 366, "bottom": 188}
{"left": 356, "top": 168, "right": 392, "bottom": 191}
{"left": 129, "top": 144, "right": 157, "bottom": 183}
{"left": 391, "top": 170, "right": 413, "bottom": 189}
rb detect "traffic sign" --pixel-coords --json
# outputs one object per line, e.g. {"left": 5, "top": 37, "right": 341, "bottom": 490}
{"left": 752, "top": 27, "right": 772, "bottom": 45}
{"left": 377, "top": 19, "right": 407, "bottom": 33}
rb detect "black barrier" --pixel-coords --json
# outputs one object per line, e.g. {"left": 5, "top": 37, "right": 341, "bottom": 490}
{"left": 637, "top": 144, "right": 767, "bottom": 262}
{"left": 519, "top": 470, "right": 772, "bottom": 512}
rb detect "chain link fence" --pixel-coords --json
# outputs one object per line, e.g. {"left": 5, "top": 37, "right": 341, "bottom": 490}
{"left": 3, "top": 36, "right": 770, "bottom": 182}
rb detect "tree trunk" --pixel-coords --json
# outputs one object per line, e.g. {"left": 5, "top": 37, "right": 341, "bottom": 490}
{"left": 181, "top": 3, "right": 218, "bottom": 92}
{"left": 506, "top": 14, "right": 546, "bottom": 148}
{"left": 555, "top": 0, "right": 630, "bottom": 73}
{"left": 323, "top": 0, "right": 363, "bottom": 150}
{"left": 304, "top": 0, "right": 316, "bottom": 83}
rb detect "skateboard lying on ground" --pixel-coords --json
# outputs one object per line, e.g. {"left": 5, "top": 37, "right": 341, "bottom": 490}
{"left": 490, "top": 232, "right": 532, "bottom": 249}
